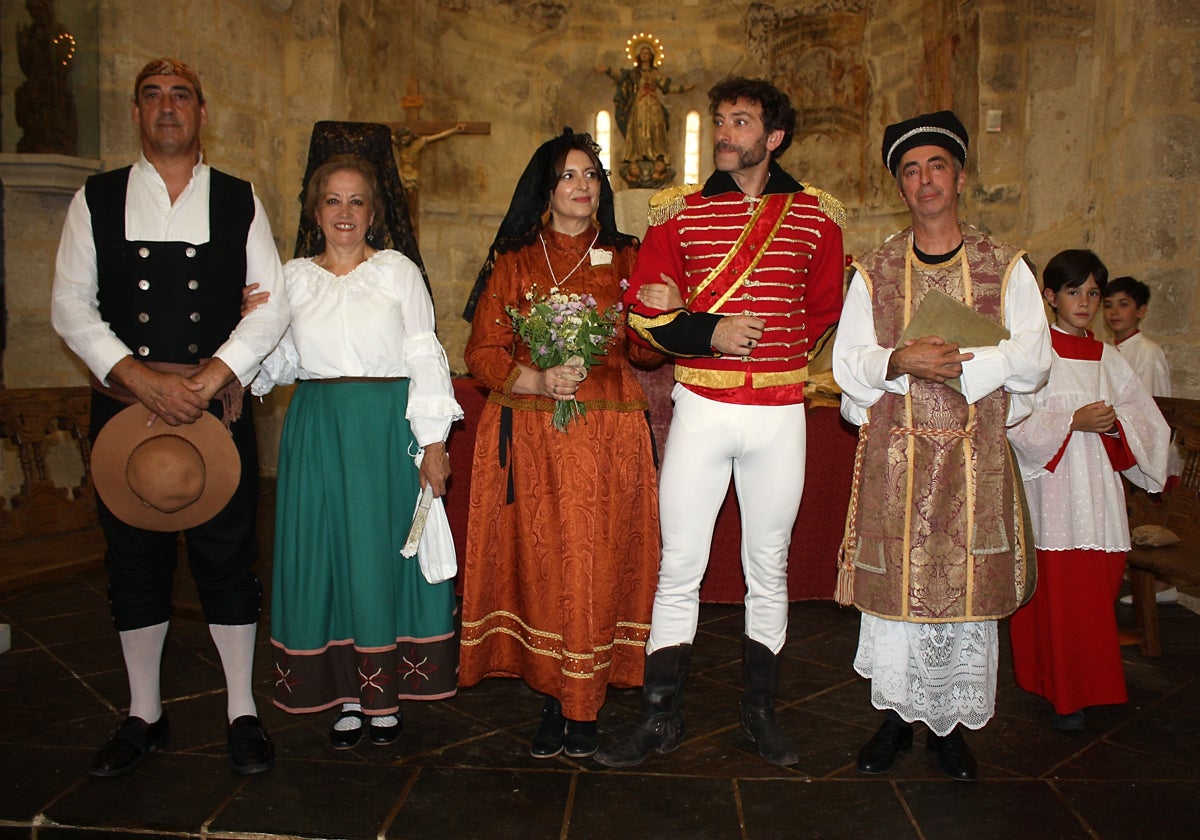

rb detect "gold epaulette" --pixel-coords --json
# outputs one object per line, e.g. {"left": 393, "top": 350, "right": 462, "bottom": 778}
{"left": 803, "top": 184, "right": 847, "bottom": 231}
{"left": 646, "top": 184, "right": 703, "bottom": 227}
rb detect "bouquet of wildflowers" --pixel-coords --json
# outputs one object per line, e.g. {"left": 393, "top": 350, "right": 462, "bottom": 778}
{"left": 507, "top": 284, "right": 620, "bottom": 432}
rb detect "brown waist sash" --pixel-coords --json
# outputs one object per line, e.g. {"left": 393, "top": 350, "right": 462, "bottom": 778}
{"left": 90, "top": 359, "right": 244, "bottom": 428}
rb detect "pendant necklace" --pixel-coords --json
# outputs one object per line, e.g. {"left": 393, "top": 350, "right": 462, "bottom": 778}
{"left": 540, "top": 230, "right": 599, "bottom": 287}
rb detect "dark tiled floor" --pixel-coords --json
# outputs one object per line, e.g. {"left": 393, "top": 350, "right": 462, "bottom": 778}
{"left": 3, "top": 515, "right": 1200, "bottom": 838}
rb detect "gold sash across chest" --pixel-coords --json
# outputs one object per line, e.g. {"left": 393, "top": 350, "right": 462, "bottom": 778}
{"left": 687, "top": 193, "right": 795, "bottom": 313}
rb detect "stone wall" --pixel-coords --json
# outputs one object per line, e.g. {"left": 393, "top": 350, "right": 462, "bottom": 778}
{"left": 2, "top": 0, "right": 1197, "bottom": 491}
{"left": 1089, "top": 0, "right": 1200, "bottom": 393}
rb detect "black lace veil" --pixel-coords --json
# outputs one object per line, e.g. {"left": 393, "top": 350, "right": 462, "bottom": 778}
{"left": 461, "top": 128, "right": 636, "bottom": 322}
{"left": 294, "top": 121, "right": 430, "bottom": 298}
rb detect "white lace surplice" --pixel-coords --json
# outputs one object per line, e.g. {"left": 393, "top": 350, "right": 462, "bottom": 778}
{"left": 854, "top": 614, "right": 998, "bottom": 736}
{"left": 1008, "top": 332, "right": 1169, "bottom": 552}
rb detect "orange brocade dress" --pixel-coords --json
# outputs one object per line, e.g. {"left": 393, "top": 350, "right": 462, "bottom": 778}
{"left": 458, "top": 227, "right": 661, "bottom": 721}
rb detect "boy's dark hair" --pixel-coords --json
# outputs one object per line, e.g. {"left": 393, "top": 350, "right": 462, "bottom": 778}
{"left": 708, "top": 77, "right": 796, "bottom": 157}
{"left": 1104, "top": 275, "right": 1151, "bottom": 307}
{"left": 1043, "top": 249, "right": 1108, "bottom": 294}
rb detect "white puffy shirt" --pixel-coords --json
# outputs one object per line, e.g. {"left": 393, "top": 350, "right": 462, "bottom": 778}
{"left": 252, "top": 249, "right": 463, "bottom": 446}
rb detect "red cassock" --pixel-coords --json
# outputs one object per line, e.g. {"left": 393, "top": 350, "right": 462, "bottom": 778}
{"left": 1009, "top": 329, "right": 1154, "bottom": 715}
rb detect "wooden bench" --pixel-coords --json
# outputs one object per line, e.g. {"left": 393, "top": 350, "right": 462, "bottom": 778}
{"left": 1124, "top": 396, "right": 1200, "bottom": 657}
{"left": 0, "top": 387, "right": 106, "bottom": 590}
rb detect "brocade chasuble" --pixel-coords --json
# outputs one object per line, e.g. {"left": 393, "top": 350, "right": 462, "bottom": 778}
{"left": 842, "top": 227, "right": 1035, "bottom": 622}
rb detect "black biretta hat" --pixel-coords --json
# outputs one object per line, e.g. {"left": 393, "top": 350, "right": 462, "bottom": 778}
{"left": 882, "top": 110, "right": 969, "bottom": 176}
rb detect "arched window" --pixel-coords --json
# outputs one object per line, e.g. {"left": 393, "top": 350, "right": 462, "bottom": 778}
{"left": 684, "top": 110, "right": 701, "bottom": 185}
{"left": 595, "top": 110, "right": 613, "bottom": 173}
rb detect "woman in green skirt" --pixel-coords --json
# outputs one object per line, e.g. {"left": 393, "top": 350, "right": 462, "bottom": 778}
{"left": 252, "top": 152, "right": 462, "bottom": 749}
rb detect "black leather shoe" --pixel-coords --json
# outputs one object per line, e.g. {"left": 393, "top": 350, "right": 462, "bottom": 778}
{"left": 1052, "top": 710, "right": 1086, "bottom": 731}
{"left": 563, "top": 719, "right": 598, "bottom": 758}
{"left": 530, "top": 697, "right": 565, "bottom": 759}
{"left": 855, "top": 717, "right": 913, "bottom": 774}
{"left": 90, "top": 715, "right": 170, "bottom": 778}
{"left": 368, "top": 713, "right": 402, "bottom": 746}
{"left": 330, "top": 710, "right": 365, "bottom": 750}
{"left": 927, "top": 727, "right": 977, "bottom": 782}
{"left": 227, "top": 715, "right": 275, "bottom": 775}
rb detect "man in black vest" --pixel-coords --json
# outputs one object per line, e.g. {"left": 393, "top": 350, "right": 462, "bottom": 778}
{"left": 51, "top": 58, "right": 289, "bottom": 778}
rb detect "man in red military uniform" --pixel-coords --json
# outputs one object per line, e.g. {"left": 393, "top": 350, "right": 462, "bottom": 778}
{"left": 596, "top": 76, "right": 845, "bottom": 768}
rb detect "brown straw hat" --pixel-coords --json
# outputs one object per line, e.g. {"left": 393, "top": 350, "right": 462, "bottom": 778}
{"left": 91, "top": 405, "right": 240, "bottom": 531}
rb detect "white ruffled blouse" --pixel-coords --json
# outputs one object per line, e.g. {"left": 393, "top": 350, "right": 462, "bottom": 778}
{"left": 251, "top": 249, "right": 463, "bottom": 446}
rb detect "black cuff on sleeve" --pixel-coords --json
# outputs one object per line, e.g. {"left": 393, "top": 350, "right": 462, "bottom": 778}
{"left": 644, "top": 310, "right": 722, "bottom": 357}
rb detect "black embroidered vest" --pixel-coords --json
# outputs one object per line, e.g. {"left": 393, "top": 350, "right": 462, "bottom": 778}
{"left": 85, "top": 166, "right": 253, "bottom": 364}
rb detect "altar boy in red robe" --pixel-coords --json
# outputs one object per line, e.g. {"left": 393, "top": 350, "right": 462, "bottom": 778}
{"left": 1007, "top": 249, "right": 1170, "bottom": 730}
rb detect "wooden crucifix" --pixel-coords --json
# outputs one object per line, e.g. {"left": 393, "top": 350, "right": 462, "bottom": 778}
{"left": 387, "top": 78, "right": 490, "bottom": 238}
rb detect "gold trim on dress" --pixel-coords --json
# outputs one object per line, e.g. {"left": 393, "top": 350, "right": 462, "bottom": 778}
{"left": 486, "top": 393, "right": 650, "bottom": 413}
{"left": 461, "top": 610, "right": 650, "bottom": 676}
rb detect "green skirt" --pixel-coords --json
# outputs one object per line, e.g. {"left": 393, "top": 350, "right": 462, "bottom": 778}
{"left": 270, "top": 380, "right": 457, "bottom": 714}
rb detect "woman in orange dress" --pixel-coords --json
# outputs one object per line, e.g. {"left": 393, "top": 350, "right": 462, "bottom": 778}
{"left": 458, "top": 130, "right": 662, "bottom": 759}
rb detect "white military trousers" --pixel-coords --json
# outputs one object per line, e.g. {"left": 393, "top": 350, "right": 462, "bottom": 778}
{"left": 646, "top": 384, "right": 807, "bottom": 655}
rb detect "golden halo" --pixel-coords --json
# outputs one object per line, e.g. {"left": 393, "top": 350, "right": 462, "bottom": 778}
{"left": 625, "top": 32, "right": 664, "bottom": 67}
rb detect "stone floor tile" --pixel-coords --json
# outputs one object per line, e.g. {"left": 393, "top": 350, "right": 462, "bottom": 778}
{"left": 1056, "top": 780, "right": 1200, "bottom": 838}
{"left": 386, "top": 767, "right": 570, "bottom": 839}
{"left": 740, "top": 778, "right": 920, "bottom": 839}
{"left": 569, "top": 773, "right": 742, "bottom": 840}
{"left": 0, "top": 744, "right": 91, "bottom": 822}
{"left": 1105, "top": 711, "right": 1200, "bottom": 771}
{"left": 899, "top": 779, "right": 1092, "bottom": 839}
{"left": 43, "top": 752, "right": 238, "bottom": 835}
{"left": 793, "top": 677, "right": 875, "bottom": 727}
{"left": 970, "top": 713, "right": 1101, "bottom": 779}
{"left": 213, "top": 760, "right": 415, "bottom": 839}
{"left": 1052, "top": 739, "right": 1200, "bottom": 780}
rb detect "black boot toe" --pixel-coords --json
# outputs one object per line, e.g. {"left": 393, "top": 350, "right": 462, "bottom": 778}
{"left": 530, "top": 697, "right": 565, "bottom": 759}
{"left": 563, "top": 719, "right": 598, "bottom": 758}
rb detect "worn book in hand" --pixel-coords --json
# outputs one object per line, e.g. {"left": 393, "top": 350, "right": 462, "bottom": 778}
{"left": 897, "top": 288, "right": 1010, "bottom": 393}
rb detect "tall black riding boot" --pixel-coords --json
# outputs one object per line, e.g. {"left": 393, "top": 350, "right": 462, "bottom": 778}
{"left": 740, "top": 636, "right": 800, "bottom": 766}
{"left": 594, "top": 644, "right": 692, "bottom": 768}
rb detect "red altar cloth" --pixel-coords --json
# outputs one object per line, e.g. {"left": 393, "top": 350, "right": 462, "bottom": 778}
{"left": 445, "top": 376, "right": 857, "bottom": 603}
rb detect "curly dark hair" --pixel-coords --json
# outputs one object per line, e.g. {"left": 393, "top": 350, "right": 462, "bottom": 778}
{"left": 708, "top": 77, "right": 797, "bottom": 157}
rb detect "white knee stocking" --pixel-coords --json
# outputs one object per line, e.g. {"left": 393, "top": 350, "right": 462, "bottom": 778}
{"left": 209, "top": 623, "right": 259, "bottom": 722}
{"left": 118, "top": 621, "right": 169, "bottom": 723}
